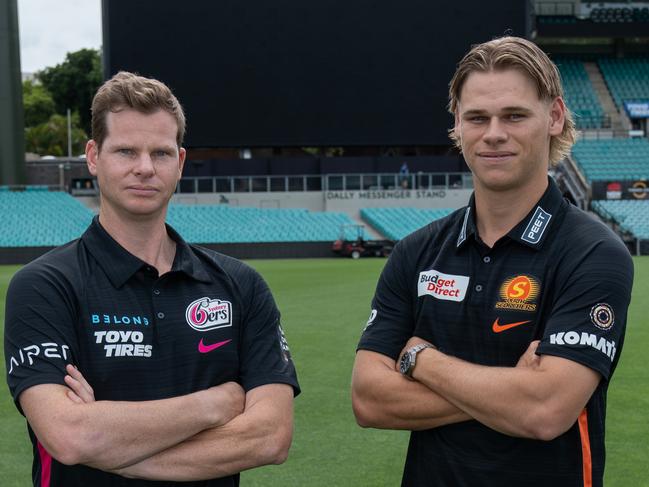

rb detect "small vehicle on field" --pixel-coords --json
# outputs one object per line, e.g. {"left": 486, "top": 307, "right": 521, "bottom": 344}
{"left": 332, "top": 224, "right": 394, "bottom": 259}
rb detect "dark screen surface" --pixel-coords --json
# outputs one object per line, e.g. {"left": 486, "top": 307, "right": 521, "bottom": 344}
{"left": 103, "top": 0, "right": 528, "bottom": 148}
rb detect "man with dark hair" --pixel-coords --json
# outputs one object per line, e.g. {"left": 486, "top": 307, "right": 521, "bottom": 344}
{"left": 5, "top": 71, "right": 299, "bottom": 486}
{"left": 352, "top": 36, "right": 633, "bottom": 486}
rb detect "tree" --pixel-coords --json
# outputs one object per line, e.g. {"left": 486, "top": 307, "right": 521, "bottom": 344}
{"left": 22, "top": 80, "right": 56, "bottom": 126}
{"left": 38, "top": 48, "right": 102, "bottom": 134}
{"left": 25, "top": 113, "right": 87, "bottom": 157}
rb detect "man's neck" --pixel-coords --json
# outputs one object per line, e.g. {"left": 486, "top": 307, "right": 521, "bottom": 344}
{"left": 474, "top": 177, "right": 549, "bottom": 248}
{"left": 98, "top": 209, "right": 176, "bottom": 275}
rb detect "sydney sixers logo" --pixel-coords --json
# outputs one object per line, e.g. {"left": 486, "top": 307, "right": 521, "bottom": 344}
{"left": 185, "top": 297, "right": 232, "bottom": 331}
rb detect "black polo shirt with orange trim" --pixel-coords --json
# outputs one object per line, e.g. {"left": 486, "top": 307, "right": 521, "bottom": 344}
{"left": 358, "top": 178, "right": 633, "bottom": 487}
{"left": 5, "top": 217, "right": 300, "bottom": 487}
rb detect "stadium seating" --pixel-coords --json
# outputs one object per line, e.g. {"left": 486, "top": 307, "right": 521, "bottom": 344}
{"left": 0, "top": 189, "right": 94, "bottom": 247}
{"left": 591, "top": 200, "right": 649, "bottom": 239}
{"left": 556, "top": 59, "right": 607, "bottom": 129}
{"left": 166, "top": 205, "right": 365, "bottom": 243}
{"left": 590, "top": 7, "right": 649, "bottom": 23}
{"left": 361, "top": 207, "right": 454, "bottom": 240}
{"left": 597, "top": 58, "right": 649, "bottom": 110}
{"left": 571, "top": 138, "right": 649, "bottom": 181}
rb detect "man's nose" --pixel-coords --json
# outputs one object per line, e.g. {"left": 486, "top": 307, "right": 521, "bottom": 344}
{"left": 133, "top": 154, "right": 155, "bottom": 176}
{"left": 482, "top": 117, "right": 507, "bottom": 144}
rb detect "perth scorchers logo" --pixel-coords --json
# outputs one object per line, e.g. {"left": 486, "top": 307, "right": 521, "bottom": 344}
{"left": 185, "top": 297, "right": 232, "bottom": 332}
{"left": 494, "top": 275, "right": 540, "bottom": 312}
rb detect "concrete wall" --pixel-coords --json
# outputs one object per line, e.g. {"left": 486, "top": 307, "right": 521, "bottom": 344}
{"left": 172, "top": 192, "right": 325, "bottom": 211}
{"left": 171, "top": 189, "right": 473, "bottom": 219}
{"left": 323, "top": 189, "right": 472, "bottom": 218}
{"left": 0, "top": 242, "right": 343, "bottom": 265}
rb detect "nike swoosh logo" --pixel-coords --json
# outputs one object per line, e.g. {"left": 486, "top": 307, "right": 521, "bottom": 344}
{"left": 492, "top": 318, "right": 531, "bottom": 333}
{"left": 198, "top": 339, "right": 232, "bottom": 353}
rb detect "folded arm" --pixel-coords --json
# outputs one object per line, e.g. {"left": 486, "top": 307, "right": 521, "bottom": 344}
{"left": 20, "top": 366, "right": 244, "bottom": 470}
{"left": 112, "top": 383, "right": 294, "bottom": 481}
{"left": 351, "top": 350, "right": 471, "bottom": 430}
{"left": 409, "top": 339, "right": 601, "bottom": 440}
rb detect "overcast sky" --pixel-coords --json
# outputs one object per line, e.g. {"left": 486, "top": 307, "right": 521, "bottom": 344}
{"left": 18, "top": 0, "right": 102, "bottom": 74}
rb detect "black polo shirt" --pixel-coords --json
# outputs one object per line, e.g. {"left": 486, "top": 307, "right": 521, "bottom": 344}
{"left": 358, "top": 178, "right": 633, "bottom": 487}
{"left": 5, "top": 217, "right": 300, "bottom": 487}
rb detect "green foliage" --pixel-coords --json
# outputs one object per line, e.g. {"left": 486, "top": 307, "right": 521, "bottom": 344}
{"left": 25, "top": 113, "right": 87, "bottom": 157}
{"left": 38, "top": 48, "right": 102, "bottom": 134}
{"left": 22, "top": 80, "right": 55, "bottom": 126}
{"left": 1, "top": 258, "right": 648, "bottom": 486}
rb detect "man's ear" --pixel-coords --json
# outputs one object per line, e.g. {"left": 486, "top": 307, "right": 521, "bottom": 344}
{"left": 177, "top": 147, "right": 186, "bottom": 179}
{"left": 549, "top": 97, "right": 566, "bottom": 136}
{"left": 86, "top": 140, "right": 99, "bottom": 176}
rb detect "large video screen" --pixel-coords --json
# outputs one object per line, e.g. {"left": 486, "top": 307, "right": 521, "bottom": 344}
{"left": 103, "top": 0, "right": 527, "bottom": 148}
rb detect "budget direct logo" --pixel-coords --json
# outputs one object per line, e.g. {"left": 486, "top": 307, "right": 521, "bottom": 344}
{"left": 418, "top": 270, "right": 469, "bottom": 302}
{"left": 495, "top": 275, "right": 540, "bottom": 312}
{"left": 186, "top": 297, "right": 232, "bottom": 331}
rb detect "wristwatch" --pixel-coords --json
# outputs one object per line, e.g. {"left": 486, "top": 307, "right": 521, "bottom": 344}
{"left": 399, "top": 343, "right": 434, "bottom": 377}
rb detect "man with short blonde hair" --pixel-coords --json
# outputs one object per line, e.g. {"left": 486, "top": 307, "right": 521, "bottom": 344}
{"left": 352, "top": 36, "right": 632, "bottom": 486}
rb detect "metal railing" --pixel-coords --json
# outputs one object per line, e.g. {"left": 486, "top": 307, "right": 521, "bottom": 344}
{"left": 534, "top": 1, "right": 577, "bottom": 17}
{"left": 176, "top": 172, "right": 473, "bottom": 194}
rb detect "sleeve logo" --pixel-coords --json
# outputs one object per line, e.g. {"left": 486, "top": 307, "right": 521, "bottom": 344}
{"left": 186, "top": 297, "right": 233, "bottom": 331}
{"left": 590, "top": 303, "right": 615, "bottom": 330}
{"left": 8, "top": 343, "right": 70, "bottom": 375}
{"left": 363, "top": 309, "right": 378, "bottom": 332}
{"left": 418, "top": 270, "right": 470, "bottom": 302}
{"left": 277, "top": 324, "right": 292, "bottom": 362}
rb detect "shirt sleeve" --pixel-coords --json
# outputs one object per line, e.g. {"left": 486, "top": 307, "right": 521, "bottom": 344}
{"left": 356, "top": 240, "right": 415, "bottom": 360}
{"left": 4, "top": 262, "right": 80, "bottom": 413}
{"left": 237, "top": 267, "right": 300, "bottom": 396}
{"left": 536, "top": 235, "right": 634, "bottom": 381}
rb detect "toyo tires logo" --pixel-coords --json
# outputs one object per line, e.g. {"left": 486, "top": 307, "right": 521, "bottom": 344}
{"left": 185, "top": 297, "right": 232, "bottom": 331}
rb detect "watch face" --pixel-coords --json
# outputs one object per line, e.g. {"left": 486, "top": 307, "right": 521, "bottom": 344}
{"left": 399, "top": 352, "right": 412, "bottom": 375}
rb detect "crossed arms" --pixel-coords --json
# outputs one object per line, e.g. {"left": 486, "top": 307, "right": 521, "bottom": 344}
{"left": 351, "top": 338, "right": 600, "bottom": 440}
{"left": 19, "top": 365, "right": 294, "bottom": 481}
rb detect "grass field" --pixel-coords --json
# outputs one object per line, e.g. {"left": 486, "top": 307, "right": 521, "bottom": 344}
{"left": 1, "top": 258, "right": 648, "bottom": 486}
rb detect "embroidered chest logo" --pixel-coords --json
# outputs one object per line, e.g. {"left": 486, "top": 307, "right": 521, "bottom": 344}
{"left": 186, "top": 297, "right": 233, "bottom": 331}
{"left": 418, "top": 270, "right": 470, "bottom": 302}
{"left": 494, "top": 275, "right": 540, "bottom": 312}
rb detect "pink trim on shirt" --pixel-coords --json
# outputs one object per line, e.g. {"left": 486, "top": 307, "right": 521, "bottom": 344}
{"left": 37, "top": 441, "right": 52, "bottom": 487}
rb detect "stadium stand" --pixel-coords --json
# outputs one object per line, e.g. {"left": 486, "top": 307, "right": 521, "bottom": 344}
{"left": 0, "top": 188, "right": 93, "bottom": 247}
{"left": 571, "top": 138, "right": 649, "bottom": 181}
{"left": 361, "top": 207, "right": 454, "bottom": 240}
{"left": 591, "top": 200, "right": 649, "bottom": 239}
{"left": 556, "top": 59, "right": 607, "bottom": 129}
{"left": 598, "top": 58, "right": 649, "bottom": 110}
{"left": 166, "top": 205, "right": 366, "bottom": 243}
{"left": 590, "top": 7, "right": 649, "bottom": 23}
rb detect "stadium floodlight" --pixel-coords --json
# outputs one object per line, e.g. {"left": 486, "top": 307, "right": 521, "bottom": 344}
{"left": 0, "top": 0, "right": 26, "bottom": 185}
